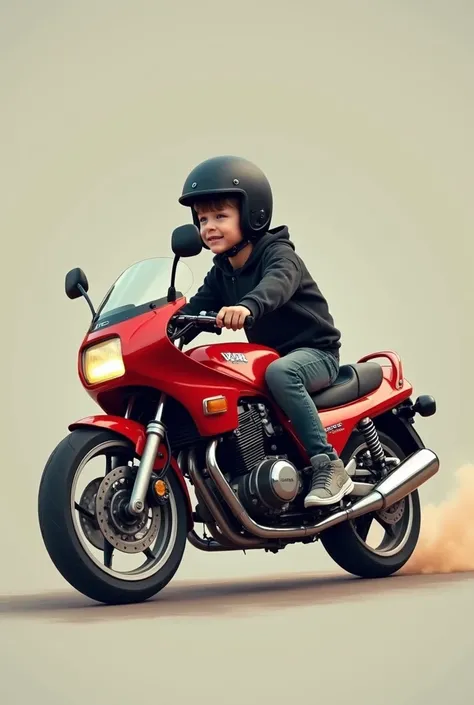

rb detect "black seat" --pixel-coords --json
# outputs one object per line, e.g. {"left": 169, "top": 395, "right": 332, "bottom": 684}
{"left": 309, "top": 362, "right": 383, "bottom": 410}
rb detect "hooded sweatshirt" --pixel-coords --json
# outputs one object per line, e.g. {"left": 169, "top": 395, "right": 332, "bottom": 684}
{"left": 180, "top": 226, "right": 341, "bottom": 359}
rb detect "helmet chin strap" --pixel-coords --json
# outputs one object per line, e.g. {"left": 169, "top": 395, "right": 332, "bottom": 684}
{"left": 222, "top": 238, "right": 251, "bottom": 258}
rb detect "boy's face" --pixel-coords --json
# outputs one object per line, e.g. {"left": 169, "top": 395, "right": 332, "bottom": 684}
{"left": 194, "top": 199, "right": 243, "bottom": 255}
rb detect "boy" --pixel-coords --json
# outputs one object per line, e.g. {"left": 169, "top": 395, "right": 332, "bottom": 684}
{"left": 178, "top": 155, "right": 354, "bottom": 507}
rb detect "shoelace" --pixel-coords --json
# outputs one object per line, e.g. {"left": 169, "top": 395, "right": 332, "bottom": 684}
{"left": 311, "top": 464, "right": 333, "bottom": 491}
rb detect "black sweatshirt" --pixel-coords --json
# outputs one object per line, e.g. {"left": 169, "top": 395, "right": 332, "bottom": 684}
{"left": 180, "top": 226, "right": 341, "bottom": 359}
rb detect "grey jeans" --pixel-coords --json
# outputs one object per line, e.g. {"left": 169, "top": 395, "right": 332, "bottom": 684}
{"left": 264, "top": 347, "right": 340, "bottom": 461}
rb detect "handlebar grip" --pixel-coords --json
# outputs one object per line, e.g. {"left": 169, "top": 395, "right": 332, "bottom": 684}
{"left": 205, "top": 311, "right": 254, "bottom": 330}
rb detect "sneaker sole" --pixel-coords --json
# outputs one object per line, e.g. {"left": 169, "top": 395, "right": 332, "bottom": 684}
{"left": 304, "top": 476, "right": 355, "bottom": 508}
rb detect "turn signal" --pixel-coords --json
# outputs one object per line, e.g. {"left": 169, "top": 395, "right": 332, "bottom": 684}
{"left": 203, "top": 396, "right": 228, "bottom": 415}
{"left": 154, "top": 479, "right": 167, "bottom": 497}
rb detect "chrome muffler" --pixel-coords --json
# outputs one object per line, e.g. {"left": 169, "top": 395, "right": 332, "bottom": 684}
{"left": 205, "top": 441, "right": 439, "bottom": 540}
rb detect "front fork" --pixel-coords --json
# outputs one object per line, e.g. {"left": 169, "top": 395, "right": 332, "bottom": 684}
{"left": 128, "top": 337, "right": 186, "bottom": 515}
{"left": 128, "top": 392, "right": 167, "bottom": 515}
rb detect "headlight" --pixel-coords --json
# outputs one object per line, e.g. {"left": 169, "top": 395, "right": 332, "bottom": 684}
{"left": 82, "top": 337, "right": 125, "bottom": 384}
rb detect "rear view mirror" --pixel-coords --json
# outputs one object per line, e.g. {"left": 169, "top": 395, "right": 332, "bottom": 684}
{"left": 65, "top": 267, "right": 89, "bottom": 300}
{"left": 171, "top": 224, "right": 203, "bottom": 258}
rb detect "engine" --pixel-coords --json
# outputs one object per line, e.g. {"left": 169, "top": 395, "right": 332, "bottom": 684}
{"left": 217, "top": 399, "right": 303, "bottom": 518}
{"left": 233, "top": 457, "right": 301, "bottom": 517}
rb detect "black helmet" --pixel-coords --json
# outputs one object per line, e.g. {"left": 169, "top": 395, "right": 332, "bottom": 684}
{"left": 178, "top": 155, "right": 273, "bottom": 247}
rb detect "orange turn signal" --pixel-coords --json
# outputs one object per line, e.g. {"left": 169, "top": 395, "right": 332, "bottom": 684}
{"left": 203, "top": 395, "right": 228, "bottom": 415}
{"left": 154, "top": 480, "right": 168, "bottom": 497}
{"left": 154, "top": 479, "right": 167, "bottom": 497}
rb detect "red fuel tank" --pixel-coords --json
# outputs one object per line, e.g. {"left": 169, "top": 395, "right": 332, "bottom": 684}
{"left": 185, "top": 342, "right": 280, "bottom": 392}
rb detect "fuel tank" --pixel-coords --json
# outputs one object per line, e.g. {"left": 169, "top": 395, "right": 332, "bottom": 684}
{"left": 185, "top": 342, "right": 280, "bottom": 392}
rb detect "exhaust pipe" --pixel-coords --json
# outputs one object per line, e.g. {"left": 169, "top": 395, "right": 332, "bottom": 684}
{"left": 180, "top": 450, "right": 266, "bottom": 552}
{"left": 187, "top": 522, "right": 271, "bottom": 552}
{"left": 205, "top": 441, "right": 439, "bottom": 540}
{"left": 187, "top": 529, "right": 236, "bottom": 552}
{"left": 186, "top": 450, "right": 273, "bottom": 549}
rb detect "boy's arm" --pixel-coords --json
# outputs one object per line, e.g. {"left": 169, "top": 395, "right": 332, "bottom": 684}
{"left": 238, "top": 249, "right": 302, "bottom": 319}
{"left": 179, "top": 269, "right": 223, "bottom": 315}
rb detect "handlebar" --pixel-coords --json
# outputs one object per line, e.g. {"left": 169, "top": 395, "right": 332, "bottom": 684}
{"left": 171, "top": 310, "right": 255, "bottom": 334}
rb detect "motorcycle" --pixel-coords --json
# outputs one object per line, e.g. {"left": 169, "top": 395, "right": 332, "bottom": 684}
{"left": 38, "top": 223, "right": 439, "bottom": 605}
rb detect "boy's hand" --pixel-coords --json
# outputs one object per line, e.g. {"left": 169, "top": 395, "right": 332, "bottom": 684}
{"left": 216, "top": 305, "right": 252, "bottom": 331}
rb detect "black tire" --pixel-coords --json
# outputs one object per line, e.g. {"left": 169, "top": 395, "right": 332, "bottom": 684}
{"left": 38, "top": 428, "right": 189, "bottom": 605}
{"left": 319, "top": 430, "right": 421, "bottom": 579}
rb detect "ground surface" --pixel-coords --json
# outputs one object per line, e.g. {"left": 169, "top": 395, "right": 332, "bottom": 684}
{"left": 1, "top": 569, "right": 473, "bottom": 705}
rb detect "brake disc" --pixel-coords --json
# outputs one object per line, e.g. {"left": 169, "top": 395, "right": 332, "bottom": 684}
{"left": 95, "top": 466, "right": 161, "bottom": 554}
{"left": 377, "top": 498, "right": 406, "bottom": 525}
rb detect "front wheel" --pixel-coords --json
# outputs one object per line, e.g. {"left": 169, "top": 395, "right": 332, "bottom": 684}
{"left": 38, "top": 428, "right": 188, "bottom": 605}
{"left": 319, "top": 430, "right": 421, "bottom": 578}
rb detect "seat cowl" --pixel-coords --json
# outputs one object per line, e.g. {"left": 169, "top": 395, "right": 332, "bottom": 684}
{"left": 310, "top": 362, "right": 383, "bottom": 410}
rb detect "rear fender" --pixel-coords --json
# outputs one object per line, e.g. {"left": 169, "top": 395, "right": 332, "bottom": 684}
{"left": 69, "top": 415, "right": 194, "bottom": 528}
{"left": 374, "top": 410, "right": 427, "bottom": 457}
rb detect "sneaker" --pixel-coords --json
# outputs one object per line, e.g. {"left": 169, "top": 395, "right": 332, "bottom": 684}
{"left": 304, "top": 454, "right": 354, "bottom": 508}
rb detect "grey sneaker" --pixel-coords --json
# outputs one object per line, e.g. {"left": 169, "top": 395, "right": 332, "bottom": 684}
{"left": 304, "top": 454, "right": 354, "bottom": 508}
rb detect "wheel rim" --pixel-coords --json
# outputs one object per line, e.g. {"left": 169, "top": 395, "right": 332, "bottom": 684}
{"left": 347, "top": 441, "right": 415, "bottom": 558}
{"left": 71, "top": 439, "right": 178, "bottom": 582}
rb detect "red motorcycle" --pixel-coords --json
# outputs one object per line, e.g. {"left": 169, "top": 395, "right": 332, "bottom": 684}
{"left": 38, "top": 224, "right": 439, "bottom": 605}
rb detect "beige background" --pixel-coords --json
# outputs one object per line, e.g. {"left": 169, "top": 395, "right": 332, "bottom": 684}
{"left": 1, "top": 2, "right": 473, "bottom": 704}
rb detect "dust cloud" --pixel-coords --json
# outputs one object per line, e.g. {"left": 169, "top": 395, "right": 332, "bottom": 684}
{"left": 400, "top": 463, "right": 474, "bottom": 575}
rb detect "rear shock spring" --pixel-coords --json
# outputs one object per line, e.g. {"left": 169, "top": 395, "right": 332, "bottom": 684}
{"left": 358, "top": 417, "right": 386, "bottom": 470}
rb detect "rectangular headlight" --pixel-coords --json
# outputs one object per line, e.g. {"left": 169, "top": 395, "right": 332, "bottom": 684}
{"left": 83, "top": 337, "right": 125, "bottom": 384}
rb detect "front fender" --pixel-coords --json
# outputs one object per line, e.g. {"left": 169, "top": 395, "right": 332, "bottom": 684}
{"left": 69, "top": 414, "right": 194, "bottom": 528}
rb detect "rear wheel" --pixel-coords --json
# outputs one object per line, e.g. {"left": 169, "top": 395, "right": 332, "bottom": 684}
{"left": 320, "top": 430, "right": 421, "bottom": 578}
{"left": 38, "top": 428, "right": 188, "bottom": 604}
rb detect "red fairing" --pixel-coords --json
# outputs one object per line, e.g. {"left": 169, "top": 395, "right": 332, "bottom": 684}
{"left": 69, "top": 414, "right": 193, "bottom": 527}
{"left": 77, "top": 300, "right": 275, "bottom": 436}
{"left": 76, "top": 298, "right": 413, "bottom": 463}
